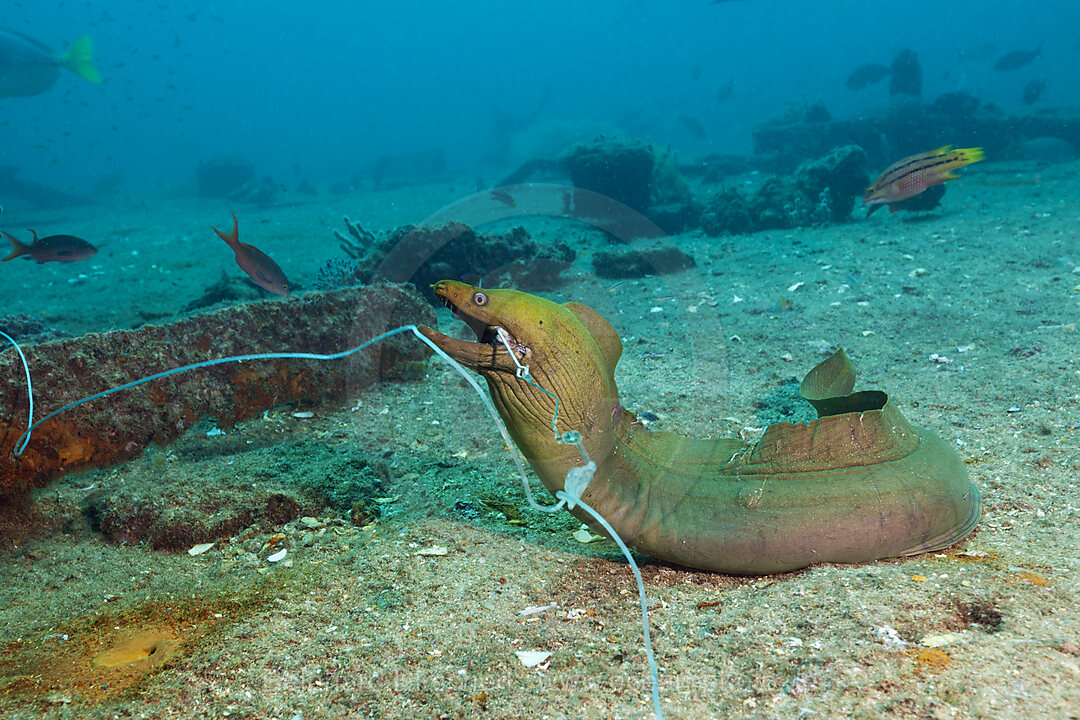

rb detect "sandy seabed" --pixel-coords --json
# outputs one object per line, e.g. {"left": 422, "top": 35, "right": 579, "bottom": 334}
{"left": 0, "top": 160, "right": 1078, "bottom": 719}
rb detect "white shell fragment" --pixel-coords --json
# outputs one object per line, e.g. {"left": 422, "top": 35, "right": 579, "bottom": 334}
{"left": 920, "top": 632, "right": 967, "bottom": 648}
{"left": 416, "top": 545, "right": 448, "bottom": 556}
{"left": 188, "top": 542, "right": 215, "bottom": 556}
{"left": 873, "top": 624, "right": 907, "bottom": 650}
{"left": 292, "top": 411, "right": 315, "bottom": 419}
{"left": 572, "top": 527, "right": 602, "bottom": 544}
{"left": 267, "top": 548, "right": 288, "bottom": 563}
{"left": 515, "top": 650, "right": 552, "bottom": 668}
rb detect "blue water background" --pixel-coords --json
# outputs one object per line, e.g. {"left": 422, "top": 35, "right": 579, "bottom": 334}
{"left": 1, "top": 0, "right": 1076, "bottom": 195}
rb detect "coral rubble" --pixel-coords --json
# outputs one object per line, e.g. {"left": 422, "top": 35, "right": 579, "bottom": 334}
{"left": 324, "top": 219, "right": 576, "bottom": 297}
{"left": 591, "top": 243, "right": 695, "bottom": 279}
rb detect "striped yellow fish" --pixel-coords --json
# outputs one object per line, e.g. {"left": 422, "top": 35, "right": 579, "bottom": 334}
{"left": 863, "top": 146, "right": 984, "bottom": 216}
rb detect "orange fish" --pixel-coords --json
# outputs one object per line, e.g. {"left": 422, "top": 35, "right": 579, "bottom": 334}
{"left": 2, "top": 229, "right": 98, "bottom": 263}
{"left": 863, "top": 146, "right": 984, "bottom": 216}
{"left": 212, "top": 214, "right": 290, "bottom": 295}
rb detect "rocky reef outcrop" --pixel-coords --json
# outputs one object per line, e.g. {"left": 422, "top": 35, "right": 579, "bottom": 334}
{"left": 558, "top": 137, "right": 701, "bottom": 236}
{"left": 701, "top": 145, "right": 868, "bottom": 235}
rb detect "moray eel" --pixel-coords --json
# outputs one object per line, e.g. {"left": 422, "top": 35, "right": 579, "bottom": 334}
{"left": 419, "top": 280, "right": 981, "bottom": 574}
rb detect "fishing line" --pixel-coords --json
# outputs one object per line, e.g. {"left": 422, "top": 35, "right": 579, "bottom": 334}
{"left": 12, "top": 326, "right": 416, "bottom": 454}
{"left": 1, "top": 330, "right": 34, "bottom": 455}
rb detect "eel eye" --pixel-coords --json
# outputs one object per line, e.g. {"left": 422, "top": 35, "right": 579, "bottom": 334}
{"left": 473, "top": 291, "right": 488, "bottom": 306}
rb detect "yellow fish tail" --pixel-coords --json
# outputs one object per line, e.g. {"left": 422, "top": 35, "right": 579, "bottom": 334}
{"left": 950, "top": 146, "right": 985, "bottom": 167}
{"left": 60, "top": 36, "right": 102, "bottom": 84}
{"left": 934, "top": 147, "right": 985, "bottom": 177}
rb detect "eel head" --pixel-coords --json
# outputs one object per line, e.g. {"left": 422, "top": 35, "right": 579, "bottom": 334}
{"left": 418, "top": 280, "right": 624, "bottom": 464}
{"left": 418, "top": 280, "right": 621, "bottom": 387}
{"left": 418, "top": 280, "right": 537, "bottom": 375}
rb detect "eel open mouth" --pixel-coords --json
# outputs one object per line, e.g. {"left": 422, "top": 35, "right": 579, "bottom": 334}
{"left": 420, "top": 281, "right": 531, "bottom": 373}
{"left": 435, "top": 291, "right": 528, "bottom": 358}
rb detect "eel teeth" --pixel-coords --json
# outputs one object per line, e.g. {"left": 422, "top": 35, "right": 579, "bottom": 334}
{"left": 492, "top": 326, "right": 528, "bottom": 357}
